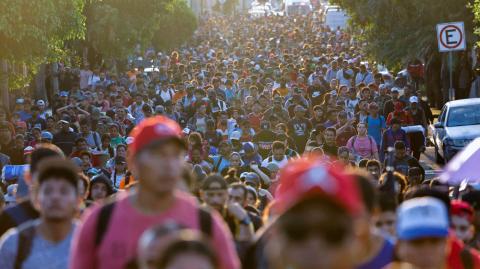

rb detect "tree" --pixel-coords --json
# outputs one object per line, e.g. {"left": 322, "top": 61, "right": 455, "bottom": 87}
{"left": 331, "top": 0, "right": 474, "bottom": 106}
{"left": 85, "top": 0, "right": 197, "bottom": 69}
{"left": 0, "top": 0, "right": 85, "bottom": 110}
{"left": 153, "top": 0, "right": 198, "bottom": 51}
{"left": 331, "top": 0, "right": 473, "bottom": 66}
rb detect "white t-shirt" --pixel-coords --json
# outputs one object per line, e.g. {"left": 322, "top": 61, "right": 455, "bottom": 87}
{"left": 262, "top": 155, "right": 288, "bottom": 169}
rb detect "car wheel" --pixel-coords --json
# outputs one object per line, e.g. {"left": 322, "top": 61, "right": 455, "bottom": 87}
{"left": 435, "top": 145, "right": 444, "bottom": 164}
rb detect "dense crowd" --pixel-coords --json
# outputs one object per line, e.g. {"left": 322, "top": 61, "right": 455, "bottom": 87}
{"left": 0, "top": 13, "right": 479, "bottom": 269}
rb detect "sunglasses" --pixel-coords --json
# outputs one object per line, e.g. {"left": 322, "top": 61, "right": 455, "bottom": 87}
{"left": 281, "top": 220, "right": 349, "bottom": 245}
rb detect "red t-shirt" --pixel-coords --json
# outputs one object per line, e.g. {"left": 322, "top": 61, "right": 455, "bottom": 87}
{"left": 69, "top": 191, "right": 240, "bottom": 269}
{"left": 447, "top": 233, "right": 480, "bottom": 269}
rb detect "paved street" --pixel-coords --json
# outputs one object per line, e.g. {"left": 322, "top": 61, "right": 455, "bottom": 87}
{"left": 420, "top": 146, "right": 443, "bottom": 180}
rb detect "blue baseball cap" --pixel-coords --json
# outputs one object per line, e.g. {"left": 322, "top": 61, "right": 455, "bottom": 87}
{"left": 41, "top": 131, "right": 53, "bottom": 140}
{"left": 397, "top": 197, "right": 449, "bottom": 240}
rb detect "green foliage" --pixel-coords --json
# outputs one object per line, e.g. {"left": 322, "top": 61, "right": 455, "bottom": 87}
{"left": 153, "top": 0, "right": 197, "bottom": 51}
{"left": 87, "top": 0, "right": 197, "bottom": 60}
{"left": 330, "top": 0, "right": 474, "bottom": 66}
{"left": 0, "top": 0, "right": 85, "bottom": 89}
{"left": 212, "top": 0, "right": 238, "bottom": 15}
{"left": 0, "top": 0, "right": 85, "bottom": 61}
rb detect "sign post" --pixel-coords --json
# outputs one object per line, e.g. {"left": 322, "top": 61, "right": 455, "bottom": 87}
{"left": 436, "top": 22, "right": 466, "bottom": 101}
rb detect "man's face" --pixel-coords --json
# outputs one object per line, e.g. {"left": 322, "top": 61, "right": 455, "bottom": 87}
{"left": 80, "top": 124, "right": 90, "bottom": 133}
{"left": 273, "top": 148, "right": 285, "bottom": 161}
{"left": 314, "top": 108, "right": 323, "bottom": 118}
{"left": 451, "top": 215, "right": 475, "bottom": 243}
{"left": 191, "top": 149, "right": 202, "bottom": 164}
{"left": 116, "top": 109, "right": 126, "bottom": 120}
{"left": 35, "top": 178, "right": 79, "bottom": 221}
{"left": 372, "top": 211, "right": 395, "bottom": 237}
{"left": 338, "top": 151, "right": 350, "bottom": 163}
{"left": 392, "top": 123, "right": 400, "bottom": 131}
{"left": 131, "top": 142, "right": 185, "bottom": 196}
{"left": 77, "top": 141, "right": 88, "bottom": 151}
{"left": 395, "top": 148, "right": 406, "bottom": 159}
{"left": 91, "top": 182, "right": 108, "bottom": 201}
{"left": 203, "top": 187, "right": 228, "bottom": 212}
{"left": 367, "top": 165, "right": 380, "bottom": 181}
{"left": 229, "top": 187, "right": 246, "bottom": 207}
{"left": 115, "top": 98, "right": 123, "bottom": 108}
{"left": 330, "top": 79, "right": 338, "bottom": 89}
{"left": 272, "top": 201, "right": 357, "bottom": 269}
{"left": 397, "top": 237, "right": 447, "bottom": 268}
{"left": 391, "top": 92, "right": 399, "bottom": 100}
{"left": 324, "top": 130, "right": 336, "bottom": 144}
{"left": 219, "top": 144, "right": 232, "bottom": 156}
{"left": 0, "top": 129, "right": 12, "bottom": 144}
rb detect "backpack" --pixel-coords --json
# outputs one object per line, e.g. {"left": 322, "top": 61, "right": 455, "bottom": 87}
{"left": 14, "top": 222, "right": 36, "bottom": 269}
{"left": 94, "top": 201, "right": 213, "bottom": 248}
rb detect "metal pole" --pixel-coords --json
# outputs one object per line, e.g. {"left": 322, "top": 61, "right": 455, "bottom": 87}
{"left": 449, "top": 51, "right": 455, "bottom": 101}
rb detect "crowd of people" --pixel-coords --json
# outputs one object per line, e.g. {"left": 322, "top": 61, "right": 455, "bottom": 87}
{"left": 0, "top": 12, "right": 479, "bottom": 269}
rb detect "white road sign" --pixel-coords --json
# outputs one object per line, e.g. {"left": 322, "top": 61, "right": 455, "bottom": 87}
{"left": 436, "top": 22, "right": 466, "bottom": 52}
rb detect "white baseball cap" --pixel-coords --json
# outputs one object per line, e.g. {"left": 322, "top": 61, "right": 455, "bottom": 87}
{"left": 36, "top": 99, "right": 45, "bottom": 106}
{"left": 397, "top": 197, "right": 449, "bottom": 240}
{"left": 409, "top": 96, "right": 419, "bottom": 103}
{"left": 230, "top": 131, "right": 242, "bottom": 141}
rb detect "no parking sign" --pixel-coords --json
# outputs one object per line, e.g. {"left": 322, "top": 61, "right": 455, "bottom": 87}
{"left": 436, "top": 22, "right": 466, "bottom": 52}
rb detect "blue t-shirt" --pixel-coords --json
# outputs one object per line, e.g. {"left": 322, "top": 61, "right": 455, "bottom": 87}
{"left": 356, "top": 237, "right": 395, "bottom": 269}
{"left": 366, "top": 115, "right": 386, "bottom": 146}
{"left": 211, "top": 155, "right": 230, "bottom": 173}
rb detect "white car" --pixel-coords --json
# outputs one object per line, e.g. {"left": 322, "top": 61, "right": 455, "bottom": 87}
{"left": 324, "top": 5, "right": 349, "bottom": 30}
{"left": 430, "top": 98, "right": 480, "bottom": 163}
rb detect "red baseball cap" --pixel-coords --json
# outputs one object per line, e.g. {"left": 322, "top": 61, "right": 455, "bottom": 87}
{"left": 128, "top": 116, "right": 185, "bottom": 158}
{"left": 451, "top": 200, "right": 475, "bottom": 223}
{"left": 275, "top": 156, "right": 363, "bottom": 216}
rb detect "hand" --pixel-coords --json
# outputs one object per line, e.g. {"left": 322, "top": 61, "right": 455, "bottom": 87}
{"left": 227, "top": 202, "right": 248, "bottom": 221}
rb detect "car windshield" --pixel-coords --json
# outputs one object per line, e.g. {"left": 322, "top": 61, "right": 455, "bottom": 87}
{"left": 287, "top": 5, "right": 310, "bottom": 15}
{"left": 447, "top": 105, "right": 480, "bottom": 127}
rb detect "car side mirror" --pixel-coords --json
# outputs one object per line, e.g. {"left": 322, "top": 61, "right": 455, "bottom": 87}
{"left": 434, "top": 122, "right": 443, "bottom": 128}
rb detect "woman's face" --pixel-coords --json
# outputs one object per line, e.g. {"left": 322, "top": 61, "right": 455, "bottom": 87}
{"left": 230, "top": 155, "right": 241, "bottom": 168}
{"left": 246, "top": 192, "right": 256, "bottom": 207}
{"left": 117, "top": 146, "right": 127, "bottom": 157}
{"left": 276, "top": 126, "right": 285, "bottom": 135}
{"left": 357, "top": 123, "right": 367, "bottom": 135}
{"left": 191, "top": 149, "right": 202, "bottom": 164}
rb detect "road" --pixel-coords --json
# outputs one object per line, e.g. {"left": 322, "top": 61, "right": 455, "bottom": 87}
{"left": 419, "top": 146, "right": 443, "bottom": 180}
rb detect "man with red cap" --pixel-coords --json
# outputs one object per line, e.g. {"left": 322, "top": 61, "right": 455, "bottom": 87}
{"left": 261, "top": 156, "right": 364, "bottom": 269}
{"left": 451, "top": 200, "right": 476, "bottom": 246}
{"left": 69, "top": 116, "right": 240, "bottom": 269}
